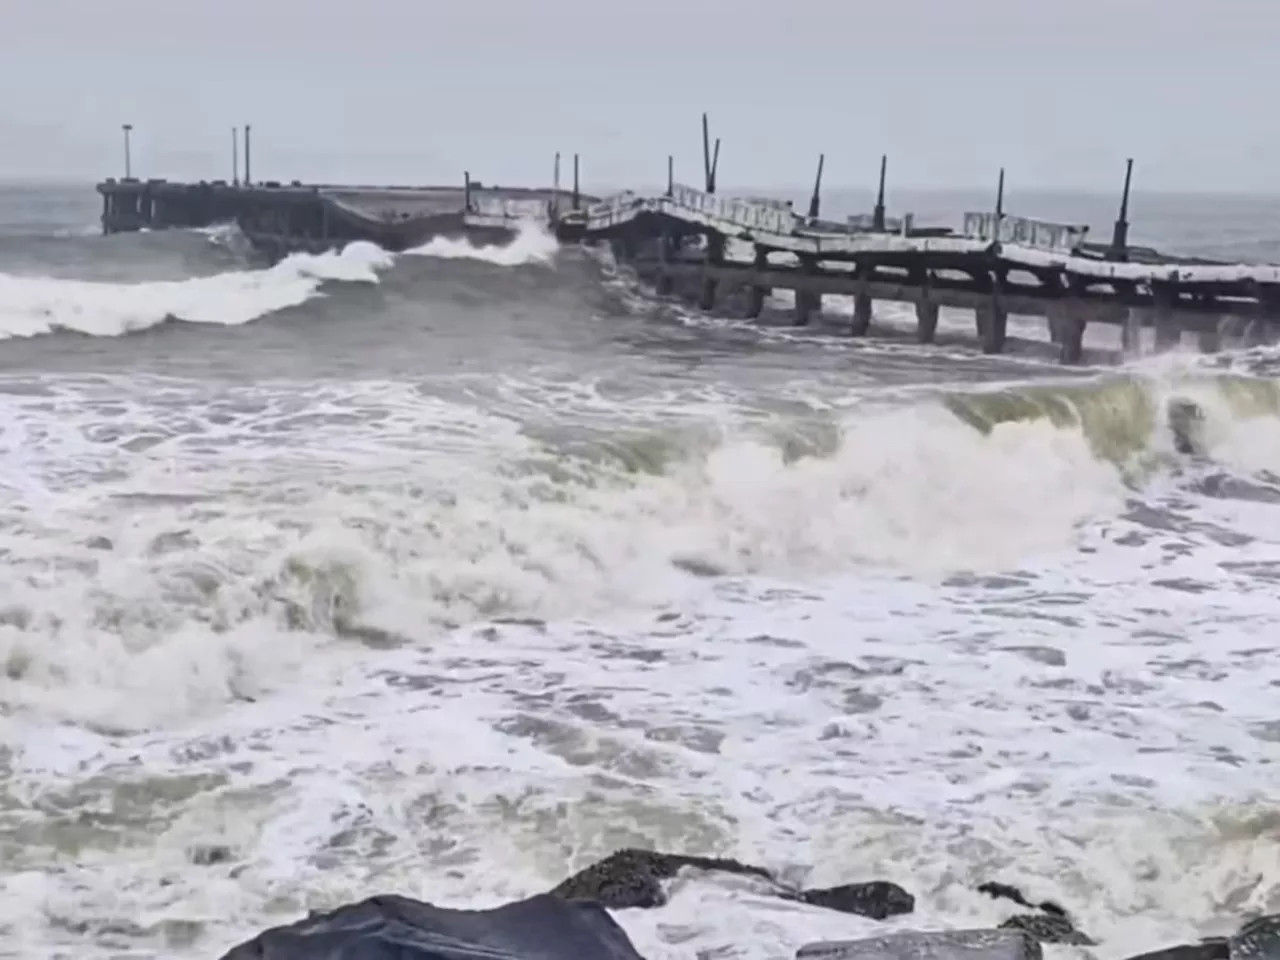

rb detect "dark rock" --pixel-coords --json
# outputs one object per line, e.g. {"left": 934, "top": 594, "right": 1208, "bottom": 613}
{"left": 796, "top": 928, "right": 1042, "bottom": 960}
{"left": 548, "top": 848, "right": 912, "bottom": 920}
{"left": 975, "top": 881, "right": 1066, "bottom": 917}
{"left": 794, "top": 881, "right": 915, "bottom": 921}
{"left": 548, "top": 849, "right": 771, "bottom": 909}
{"left": 999, "top": 914, "right": 1096, "bottom": 947}
{"left": 1120, "top": 940, "right": 1228, "bottom": 960}
{"left": 217, "top": 892, "right": 645, "bottom": 960}
{"left": 1233, "top": 915, "right": 1280, "bottom": 959}
{"left": 977, "top": 881, "right": 1095, "bottom": 945}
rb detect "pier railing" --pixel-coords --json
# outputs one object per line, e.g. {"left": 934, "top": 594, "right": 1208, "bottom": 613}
{"left": 962, "top": 212, "right": 1088, "bottom": 254}
{"left": 668, "top": 184, "right": 800, "bottom": 235}
{"left": 581, "top": 185, "right": 800, "bottom": 236}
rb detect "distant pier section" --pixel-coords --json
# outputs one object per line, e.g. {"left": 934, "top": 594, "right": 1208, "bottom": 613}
{"left": 96, "top": 117, "right": 1280, "bottom": 364}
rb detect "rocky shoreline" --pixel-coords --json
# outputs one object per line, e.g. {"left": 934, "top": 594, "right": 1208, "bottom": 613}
{"left": 217, "top": 848, "right": 1276, "bottom": 960}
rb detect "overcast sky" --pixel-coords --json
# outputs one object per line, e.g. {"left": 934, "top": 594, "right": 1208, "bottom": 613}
{"left": 2, "top": 0, "right": 1276, "bottom": 193}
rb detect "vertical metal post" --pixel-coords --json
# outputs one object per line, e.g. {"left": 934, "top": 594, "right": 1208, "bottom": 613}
{"left": 244, "top": 124, "right": 252, "bottom": 186}
{"left": 701, "top": 112, "right": 712, "bottom": 192}
{"left": 572, "top": 153, "right": 580, "bottom": 210}
{"left": 667, "top": 154, "right": 674, "bottom": 197}
{"left": 1110, "top": 157, "right": 1134, "bottom": 259}
{"left": 552, "top": 152, "right": 561, "bottom": 218}
{"left": 807, "top": 153, "right": 825, "bottom": 221}
{"left": 121, "top": 124, "right": 133, "bottom": 178}
{"left": 873, "top": 154, "right": 887, "bottom": 231}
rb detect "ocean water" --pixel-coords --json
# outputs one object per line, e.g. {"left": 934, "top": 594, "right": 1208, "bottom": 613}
{"left": 0, "top": 182, "right": 1277, "bottom": 960}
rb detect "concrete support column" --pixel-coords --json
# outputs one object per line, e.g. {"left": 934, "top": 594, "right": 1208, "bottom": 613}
{"left": 700, "top": 235, "right": 724, "bottom": 312}
{"left": 851, "top": 289, "right": 873, "bottom": 337}
{"left": 1051, "top": 304, "right": 1086, "bottom": 364}
{"left": 1153, "top": 285, "right": 1181, "bottom": 350}
{"left": 745, "top": 245, "right": 769, "bottom": 318}
{"left": 977, "top": 302, "right": 1008, "bottom": 354}
{"left": 915, "top": 300, "right": 939, "bottom": 343}
{"left": 1197, "top": 326, "right": 1222, "bottom": 354}
{"left": 655, "top": 232, "right": 674, "bottom": 296}
{"left": 793, "top": 256, "right": 819, "bottom": 326}
{"left": 1121, "top": 308, "right": 1143, "bottom": 355}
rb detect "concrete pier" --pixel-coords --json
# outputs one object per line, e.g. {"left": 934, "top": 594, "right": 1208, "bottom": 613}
{"left": 95, "top": 119, "right": 1280, "bottom": 365}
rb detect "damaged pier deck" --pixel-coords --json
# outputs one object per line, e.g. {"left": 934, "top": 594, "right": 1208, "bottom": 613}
{"left": 560, "top": 145, "right": 1280, "bottom": 365}
{"left": 96, "top": 116, "right": 1280, "bottom": 364}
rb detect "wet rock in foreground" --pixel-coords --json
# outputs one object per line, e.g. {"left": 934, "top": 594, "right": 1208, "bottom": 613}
{"left": 549, "top": 848, "right": 913, "bottom": 920}
{"left": 217, "top": 893, "right": 644, "bottom": 960}
{"left": 1233, "top": 914, "right": 1280, "bottom": 959}
{"left": 795, "top": 928, "right": 1042, "bottom": 960}
{"left": 976, "top": 880, "right": 1095, "bottom": 945}
{"left": 1120, "top": 941, "right": 1228, "bottom": 960}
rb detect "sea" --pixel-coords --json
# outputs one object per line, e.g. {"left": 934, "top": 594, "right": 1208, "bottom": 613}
{"left": 0, "top": 181, "right": 1277, "bottom": 960}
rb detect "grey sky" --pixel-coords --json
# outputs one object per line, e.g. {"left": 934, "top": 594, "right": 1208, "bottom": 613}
{"left": 2, "top": 0, "right": 1277, "bottom": 193}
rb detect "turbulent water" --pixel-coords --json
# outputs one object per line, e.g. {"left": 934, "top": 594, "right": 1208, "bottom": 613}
{"left": 0, "top": 182, "right": 1278, "bottom": 960}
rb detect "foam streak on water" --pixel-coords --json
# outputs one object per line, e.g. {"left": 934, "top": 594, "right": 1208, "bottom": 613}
{"left": 0, "top": 209, "right": 1278, "bottom": 959}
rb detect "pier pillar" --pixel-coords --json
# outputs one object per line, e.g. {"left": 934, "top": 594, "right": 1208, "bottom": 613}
{"left": 794, "top": 290, "right": 816, "bottom": 325}
{"left": 976, "top": 303, "right": 1008, "bottom": 354}
{"left": 611, "top": 236, "right": 635, "bottom": 263}
{"left": 850, "top": 270, "right": 873, "bottom": 336}
{"left": 1197, "top": 324, "right": 1223, "bottom": 354}
{"left": 1050, "top": 304, "right": 1086, "bottom": 364}
{"left": 745, "top": 245, "right": 769, "bottom": 318}
{"left": 794, "top": 256, "right": 820, "bottom": 326}
{"left": 1152, "top": 285, "right": 1181, "bottom": 350}
{"left": 915, "top": 300, "right": 939, "bottom": 343}
{"left": 655, "top": 232, "right": 674, "bottom": 296}
{"left": 851, "top": 293, "right": 872, "bottom": 336}
{"left": 700, "top": 235, "right": 724, "bottom": 312}
{"left": 1121, "top": 308, "right": 1143, "bottom": 355}
{"left": 976, "top": 273, "right": 1008, "bottom": 354}
{"left": 1243, "top": 318, "right": 1272, "bottom": 347}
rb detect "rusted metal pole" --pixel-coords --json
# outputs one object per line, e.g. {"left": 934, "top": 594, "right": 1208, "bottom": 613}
{"left": 807, "top": 153, "right": 825, "bottom": 221}
{"left": 701, "top": 113, "right": 711, "bottom": 191}
{"left": 873, "top": 154, "right": 887, "bottom": 231}
{"left": 1110, "top": 158, "right": 1134, "bottom": 259}
{"left": 121, "top": 124, "right": 133, "bottom": 179}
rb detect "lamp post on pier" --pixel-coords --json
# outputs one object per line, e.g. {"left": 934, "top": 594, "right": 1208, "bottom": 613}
{"left": 121, "top": 123, "right": 133, "bottom": 179}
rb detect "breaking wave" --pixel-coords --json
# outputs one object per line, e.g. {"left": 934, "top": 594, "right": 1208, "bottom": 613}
{"left": 1, "top": 366, "right": 1278, "bottom": 730}
{"left": 0, "top": 219, "right": 559, "bottom": 342}
{"left": 407, "top": 219, "right": 560, "bottom": 266}
{"left": 0, "top": 241, "right": 393, "bottom": 339}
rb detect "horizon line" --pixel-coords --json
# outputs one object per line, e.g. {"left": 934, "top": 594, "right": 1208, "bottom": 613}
{"left": 3, "top": 175, "right": 1280, "bottom": 201}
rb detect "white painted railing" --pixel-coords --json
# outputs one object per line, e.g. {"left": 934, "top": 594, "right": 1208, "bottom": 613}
{"left": 847, "top": 212, "right": 915, "bottom": 235}
{"left": 668, "top": 184, "right": 799, "bottom": 235}
{"left": 963, "top": 212, "right": 1088, "bottom": 253}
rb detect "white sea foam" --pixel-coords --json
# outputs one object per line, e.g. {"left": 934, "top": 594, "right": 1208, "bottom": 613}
{"left": 1, "top": 355, "right": 1278, "bottom": 956}
{"left": 0, "top": 240, "right": 392, "bottom": 339}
